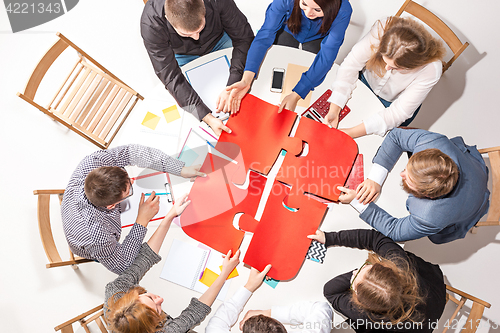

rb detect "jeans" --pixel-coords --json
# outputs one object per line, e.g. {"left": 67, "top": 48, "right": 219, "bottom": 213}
{"left": 273, "top": 28, "right": 324, "bottom": 54}
{"left": 175, "top": 32, "right": 233, "bottom": 67}
{"left": 358, "top": 71, "right": 421, "bottom": 127}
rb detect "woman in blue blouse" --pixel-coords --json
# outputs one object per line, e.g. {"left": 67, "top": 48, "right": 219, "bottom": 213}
{"left": 221, "top": 0, "right": 352, "bottom": 113}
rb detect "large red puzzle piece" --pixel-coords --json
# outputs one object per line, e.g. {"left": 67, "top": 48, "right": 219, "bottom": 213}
{"left": 217, "top": 94, "right": 302, "bottom": 185}
{"left": 276, "top": 116, "right": 358, "bottom": 205}
{"left": 181, "top": 150, "right": 267, "bottom": 254}
{"left": 242, "top": 181, "right": 327, "bottom": 280}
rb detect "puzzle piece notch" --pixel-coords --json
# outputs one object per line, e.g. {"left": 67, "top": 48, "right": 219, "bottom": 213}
{"left": 181, "top": 150, "right": 267, "bottom": 254}
{"left": 243, "top": 181, "right": 328, "bottom": 281}
{"left": 277, "top": 116, "right": 358, "bottom": 206}
{"left": 217, "top": 94, "right": 302, "bottom": 185}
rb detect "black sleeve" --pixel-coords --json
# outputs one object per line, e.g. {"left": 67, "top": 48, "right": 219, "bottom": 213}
{"left": 324, "top": 229, "right": 406, "bottom": 259}
{"left": 140, "top": 19, "right": 211, "bottom": 121}
{"left": 217, "top": 0, "right": 254, "bottom": 86}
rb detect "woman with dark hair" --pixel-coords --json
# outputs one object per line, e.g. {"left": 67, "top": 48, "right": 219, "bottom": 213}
{"left": 324, "top": 16, "right": 446, "bottom": 137}
{"left": 104, "top": 194, "right": 241, "bottom": 333}
{"left": 308, "top": 229, "right": 446, "bottom": 333}
{"left": 222, "top": 0, "right": 352, "bottom": 113}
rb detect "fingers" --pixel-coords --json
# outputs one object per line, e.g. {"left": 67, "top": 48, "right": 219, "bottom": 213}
{"left": 337, "top": 186, "right": 349, "bottom": 193}
{"left": 221, "top": 124, "right": 232, "bottom": 134}
{"left": 140, "top": 192, "right": 145, "bottom": 204}
{"left": 277, "top": 103, "right": 284, "bottom": 113}
{"left": 261, "top": 264, "right": 272, "bottom": 275}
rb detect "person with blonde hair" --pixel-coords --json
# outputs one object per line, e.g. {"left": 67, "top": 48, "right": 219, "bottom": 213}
{"left": 324, "top": 16, "right": 446, "bottom": 137}
{"left": 104, "top": 194, "right": 241, "bottom": 333}
{"left": 337, "top": 128, "right": 489, "bottom": 244}
{"left": 308, "top": 228, "right": 446, "bottom": 333}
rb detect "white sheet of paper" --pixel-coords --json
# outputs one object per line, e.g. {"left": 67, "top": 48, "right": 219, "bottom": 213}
{"left": 185, "top": 55, "right": 230, "bottom": 118}
{"left": 160, "top": 239, "right": 231, "bottom": 300}
{"left": 120, "top": 171, "right": 173, "bottom": 228}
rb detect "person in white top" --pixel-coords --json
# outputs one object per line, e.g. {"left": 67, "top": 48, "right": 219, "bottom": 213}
{"left": 324, "top": 16, "right": 446, "bottom": 137}
{"left": 206, "top": 265, "right": 333, "bottom": 333}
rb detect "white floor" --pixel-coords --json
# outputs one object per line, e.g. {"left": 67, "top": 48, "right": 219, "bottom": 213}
{"left": 1, "top": 0, "right": 499, "bottom": 332}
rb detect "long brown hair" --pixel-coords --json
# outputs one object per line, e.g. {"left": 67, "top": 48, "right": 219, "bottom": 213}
{"left": 242, "top": 314, "right": 287, "bottom": 333}
{"left": 107, "top": 286, "right": 166, "bottom": 333}
{"left": 287, "top": 0, "right": 342, "bottom": 35}
{"left": 366, "top": 16, "right": 446, "bottom": 77}
{"left": 351, "top": 253, "right": 424, "bottom": 325}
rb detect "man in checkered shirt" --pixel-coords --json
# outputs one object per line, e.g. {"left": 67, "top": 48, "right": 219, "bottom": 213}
{"left": 61, "top": 144, "right": 204, "bottom": 274}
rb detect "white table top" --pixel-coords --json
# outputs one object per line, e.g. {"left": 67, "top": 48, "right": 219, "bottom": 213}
{"left": 114, "top": 45, "right": 410, "bottom": 330}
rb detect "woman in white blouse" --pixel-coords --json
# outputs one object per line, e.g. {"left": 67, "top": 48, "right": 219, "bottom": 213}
{"left": 324, "top": 16, "right": 446, "bottom": 137}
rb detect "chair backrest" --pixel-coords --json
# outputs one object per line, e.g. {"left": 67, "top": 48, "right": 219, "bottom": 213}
{"left": 18, "top": 32, "right": 143, "bottom": 149}
{"left": 54, "top": 304, "right": 108, "bottom": 333}
{"left": 395, "top": 0, "right": 469, "bottom": 73}
{"left": 443, "top": 285, "right": 491, "bottom": 333}
{"left": 33, "top": 189, "right": 93, "bottom": 268}
{"left": 474, "top": 146, "right": 500, "bottom": 228}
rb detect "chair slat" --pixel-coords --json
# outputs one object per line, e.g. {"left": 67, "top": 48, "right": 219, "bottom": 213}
{"left": 81, "top": 80, "right": 113, "bottom": 129}
{"left": 87, "top": 85, "right": 120, "bottom": 132}
{"left": 68, "top": 71, "right": 99, "bottom": 122}
{"left": 100, "top": 92, "right": 133, "bottom": 140}
{"left": 53, "top": 63, "right": 84, "bottom": 110}
{"left": 58, "top": 67, "right": 92, "bottom": 117}
{"left": 94, "top": 89, "right": 127, "bottom": 137}
{"left": 48, "top": 58, "right": 81, "bottom": 109}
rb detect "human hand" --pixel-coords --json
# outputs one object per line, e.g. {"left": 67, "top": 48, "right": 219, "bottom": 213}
{"left": 244, "top": 265, "right": 272, "bottom": 293}
{"left": 356, "top": 179, "right": 381, "bottom": 204}
{"left": 277, "top": 92, "right": 300, "bottom": 113}
{"left": 323, "top": 103, "right": 341, "bottom": 128}
{"left": 202, "top": 113, "right": 232, "bottom": 137}
{"left": 166, "top": 193, "right": 190, "bottom": 218}
{"left": 239, "top": 309, "right": 272, "bottom": 330}
{"left": 181, "top": 165, "right": 206, "bottom": 182}
{"left": 337, "top": 186, "right": 356, "bottom": 204}
{"left": 307, "top": 230, "right": 326, "bottom": 244}
{"left": 226, "top": 80, "right": 252, "bottom": 114}
{"left": 215, "top": 89, "right": 231, "bottom": 113}
{"left": 221, "top": 249, "right": 240, "bottom": 278}
{"left": 136, "top": 192, "right": 160, "bottom": 227}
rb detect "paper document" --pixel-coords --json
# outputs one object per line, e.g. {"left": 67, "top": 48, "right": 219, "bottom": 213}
{"left": 160, "top": 239, "right": 232, "bottom": 300}
{"left": 185, "top": 56, "right": 231, "bottom": 118}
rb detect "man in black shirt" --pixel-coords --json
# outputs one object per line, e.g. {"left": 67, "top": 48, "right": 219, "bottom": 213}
{"left": 141, "top": 0, "right": 254, "bottom": 135}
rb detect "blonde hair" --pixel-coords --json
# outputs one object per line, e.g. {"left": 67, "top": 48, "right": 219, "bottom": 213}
{"left": 107, "top": 286, "right": 166, "bottom": 333}
{"left": 405, "top": 148, "right": 459, "bottom": 199}
{"left": 351, "top": 253, "right": 424, "bottom": 325}
{"left": 366, "top": 16, "right": 446, "bottom": 77}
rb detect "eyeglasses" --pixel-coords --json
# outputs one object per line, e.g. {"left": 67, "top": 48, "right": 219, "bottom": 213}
{"left": 116, "top": 178, "right": 133, "bottom": 205}
{"left": 350, "top": 260, "right": 372, "bottom": 291}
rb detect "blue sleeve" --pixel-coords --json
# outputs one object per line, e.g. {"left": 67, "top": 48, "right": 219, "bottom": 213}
{"left": 360, "top": 202, "right": 445, "bottom": 242}
{"left": 293, "top": 1, "right": 352, "bottom": 98}
{"left": 244, "top": 0, "right": 289, "bottom": 73}
{"left": 372, "top": 128, "right": 447, "bottom": 171}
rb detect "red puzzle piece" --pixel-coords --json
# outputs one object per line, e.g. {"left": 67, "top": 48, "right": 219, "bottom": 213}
{"left": 242, "top": 181, "right": 327, "bottom": 280}
{"left": 181, "top": 150, "right": 267, "bottom": 254}
{"left": 217, "top": 94, "right": 302, "bottom": 185}
{"left": 277, "top": 116, "right": 358, "bottom": 205}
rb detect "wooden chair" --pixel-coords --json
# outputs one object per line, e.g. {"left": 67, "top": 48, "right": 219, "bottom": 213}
{"left": 395, "top": 0, "right": 469, "bottom": 73}
{"left": 443, "top": 285, "right": 491, "bottom": 333}
{"left": 18, "top": 32, "right": 143, "bottom": 149}
{"left": 472, "top": 146, "right": 500, "bottom": 231}
{"left": 54, "top": 304, "right": 108, "bottom": 333}
{"left": 33, "top": 189, "right": 93, "bottom": 268}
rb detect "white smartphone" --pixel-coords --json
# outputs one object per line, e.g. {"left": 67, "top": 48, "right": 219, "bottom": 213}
{"left": 270, "top": 67, "right": 285, "bottom": 93}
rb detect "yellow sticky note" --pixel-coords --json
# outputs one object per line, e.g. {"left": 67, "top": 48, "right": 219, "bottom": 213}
{"left": 162, "top": 105, "right": 181, "bottom": 123}
{"left": 219, "top": 265, "right": 239, "bottom": 280}
{"left": 142, "top": 112, "right": 161, "bottom": 130}
{"left": 199, "top": 268, "right": 219, "bottom": 287}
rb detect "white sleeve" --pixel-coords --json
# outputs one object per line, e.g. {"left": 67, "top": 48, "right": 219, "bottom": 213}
{"left": 328, "top": 20, "right": 384, "bottom": 108}
{"left": 205, "top": 287, "right": 253, "bottom": 333}
{"left": 271, "top": 301, "right": 333, "bottom": 333}
{"left": 367, "top": 163, "right": 389, "bottom": 186}
{"left": 350, "top": 197, "right": 369, "bottom": 214}
{"left": 363, "top": 61, "right": 443, "bottom": 136}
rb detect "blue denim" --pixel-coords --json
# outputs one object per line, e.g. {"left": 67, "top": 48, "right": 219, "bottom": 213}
{"left": 175, "top": 32, "right": 233, "bottom": 67}
{"left": 358, "top": 71, "right": 421, "bottom": 127}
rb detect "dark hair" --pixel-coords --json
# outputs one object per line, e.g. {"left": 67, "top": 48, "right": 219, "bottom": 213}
{"left": 165, "top": 0, "right": 206, "bottom": 32}
{"left": 107, "top": 286, "right": 166, "bottom": 333}
{"left": 287, "top": 0, "right": 342, "bottom": 35}
{"left": 352, "top": 253, "right": 424, "bottom": 325}
{"left": 84, "top": 166, "right": 129, "bottom": 207}
{"left": 366, "top": 16, "right": 446, "bottom": 77}
{"left": 242, "top": 315, "right": 287, "bottom": 333}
